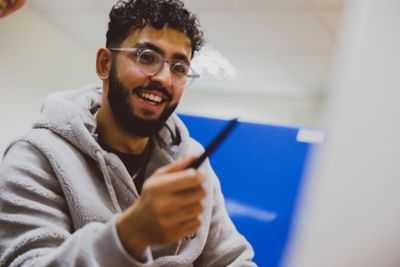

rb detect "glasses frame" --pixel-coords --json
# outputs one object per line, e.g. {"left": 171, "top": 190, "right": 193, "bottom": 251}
{"left": 108, "top": 47, "right": 200, "bottom": 88}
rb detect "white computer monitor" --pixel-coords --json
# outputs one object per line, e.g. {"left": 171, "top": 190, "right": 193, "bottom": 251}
{"left": 284, "top": 1, "right": 400, "bottom": 266}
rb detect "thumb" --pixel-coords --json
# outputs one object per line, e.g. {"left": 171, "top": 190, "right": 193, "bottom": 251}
{"left": 154, "top": 156, "right": 197, "bottom": 175}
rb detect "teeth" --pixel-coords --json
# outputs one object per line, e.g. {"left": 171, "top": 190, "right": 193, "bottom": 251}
{"left": 140, "top": 92, "right": 163, "bottom": 104}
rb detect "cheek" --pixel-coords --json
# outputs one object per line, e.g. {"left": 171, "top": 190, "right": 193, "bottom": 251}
{"left": 117, "top": 60, "right": 148, "bottom": 87}
{"left": 171, "top": 87, "right": 185, "bottom": 103}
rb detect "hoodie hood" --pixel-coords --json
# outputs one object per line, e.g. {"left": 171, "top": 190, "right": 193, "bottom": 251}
{"left": 32, "top": 85, "right": 191, "bottom": 161}
{"left": 31, "top": 85, "right": 195, "bottom": 215}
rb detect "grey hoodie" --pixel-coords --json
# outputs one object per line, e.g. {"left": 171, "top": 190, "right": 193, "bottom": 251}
{"left": 0, "top": 85, "right": 255, "bottom": 267}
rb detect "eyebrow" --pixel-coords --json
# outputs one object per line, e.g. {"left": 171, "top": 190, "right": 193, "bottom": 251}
{"left": 135, "top": 42, "right": 191, "bottom": 65}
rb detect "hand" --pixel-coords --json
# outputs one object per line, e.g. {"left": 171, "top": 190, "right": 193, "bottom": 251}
{"left": 0, "top": 0, "right": 26, "bottom": 18}
{"left": 116, "top": 157, "right": 206, "bottom": 258}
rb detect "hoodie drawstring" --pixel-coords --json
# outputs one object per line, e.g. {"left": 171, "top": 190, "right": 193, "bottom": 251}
{"left": 95, "top": 150, "right": 155, "bottom": 263}
{"left": 175, "top": 240, "right": 183, "bottom": 255}
{"left": 95, "top": 151, "right": 122, "bottom": 213}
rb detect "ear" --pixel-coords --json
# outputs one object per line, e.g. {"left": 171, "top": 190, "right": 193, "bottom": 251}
{"left": 96, "top": 48, "right": 112, "bottom": 80}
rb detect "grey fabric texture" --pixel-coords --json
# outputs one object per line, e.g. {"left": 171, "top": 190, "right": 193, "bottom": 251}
{"left": 0, "top": 85, "right": 255, "bottom": 266}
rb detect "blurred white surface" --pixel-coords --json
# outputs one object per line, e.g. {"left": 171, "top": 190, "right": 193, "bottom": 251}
{"left": 285, "top": 0, "right": 400, "bottom": 266}
{"left": 0, "top": 7, "right": 98, "bottom": 155}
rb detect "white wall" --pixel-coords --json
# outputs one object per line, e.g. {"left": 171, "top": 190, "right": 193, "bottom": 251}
{"left": 178, "top": 89, "right": 321, "bottom": 127}
{"left": 0, "top": 7, "right": 98, "bottom": 154}
{"left": 0, "top": 6, "right": 322, "bottom": 155}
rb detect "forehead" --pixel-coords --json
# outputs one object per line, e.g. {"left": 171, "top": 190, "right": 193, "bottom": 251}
{"left": 121, "top": 26, "right": 193, "bottom": 59}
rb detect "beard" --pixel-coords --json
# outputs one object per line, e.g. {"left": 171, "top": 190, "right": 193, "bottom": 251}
{"left": 107, "top": 61, "right": 178, "bottom": 137}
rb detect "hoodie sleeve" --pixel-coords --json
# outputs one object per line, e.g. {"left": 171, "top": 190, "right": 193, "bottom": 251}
{"left": 194, "top": 163, "right": 257, "bottom": 267}
{"left": 0, "top": 141, "right": 150, "bottom": 267}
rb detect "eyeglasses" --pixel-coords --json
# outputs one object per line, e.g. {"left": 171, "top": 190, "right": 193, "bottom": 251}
{"left": 108, "top": 47, "right": 200, "bottom": 88}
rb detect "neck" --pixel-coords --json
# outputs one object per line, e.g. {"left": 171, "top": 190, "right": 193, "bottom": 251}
{"left": 96, "top": 105, "right": 149, "bottom": 155}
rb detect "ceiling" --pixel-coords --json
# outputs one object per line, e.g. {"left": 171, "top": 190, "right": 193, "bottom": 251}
{"left": 28, "top": 0, "right": 345, "bottom": 99}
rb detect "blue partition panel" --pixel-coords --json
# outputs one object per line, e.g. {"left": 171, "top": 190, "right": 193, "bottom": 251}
{"left": 179, "top": 114, "right": 312, "bottom": 267}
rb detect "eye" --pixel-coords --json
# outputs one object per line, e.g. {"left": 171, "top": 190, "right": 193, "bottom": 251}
{"left": 138, "top": 50, "right": 159, "bottom": 65}
{"left": 172, "top": 62, "right": 189, "bottom": 76}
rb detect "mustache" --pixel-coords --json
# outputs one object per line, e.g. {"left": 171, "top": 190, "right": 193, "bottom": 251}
{"left": 134, "top": 83, "right": 173, "bottom": 101}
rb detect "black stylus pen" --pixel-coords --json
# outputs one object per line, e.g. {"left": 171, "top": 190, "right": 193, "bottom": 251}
{"left": 188, "top": 118, "right": 238, "bottom": 169}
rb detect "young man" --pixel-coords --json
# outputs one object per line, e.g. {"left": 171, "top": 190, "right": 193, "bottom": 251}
{"left": 0, "top": 0, "right": 255, "bottom": 266}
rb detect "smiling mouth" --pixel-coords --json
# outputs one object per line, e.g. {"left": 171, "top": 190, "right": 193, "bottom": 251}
{"left": 137, "top": 91, "right": 167, "bottom": 105}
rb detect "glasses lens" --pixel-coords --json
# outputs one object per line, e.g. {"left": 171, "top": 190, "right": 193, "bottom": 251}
{"left": 170, "top": 62, "right": 189, "bottom": 88}
{"left": 173, "top": 67, "right": 199, "bottom": 88}
{"left": 137, "top": 50, "right": 163, "bottom": 76}
{"left": 136, "top": 49, "right": 199, "bottom": 88}
{"left": 185, "top": 68, "right": 200, "bottom": 88}
{"left": 171, "top": 62, "right": 189, "bottom": 77}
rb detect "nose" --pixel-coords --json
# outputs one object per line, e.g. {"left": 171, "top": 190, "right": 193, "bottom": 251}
{"left": 150, "top": 62, "right": 172, "bottom": 88}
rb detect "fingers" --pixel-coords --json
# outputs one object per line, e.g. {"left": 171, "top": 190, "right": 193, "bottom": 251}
{"left": 159, "top": 215, "right": 202, "bottom": 243}
{"left": 152, "top": 168, "right": 205, "bottom": 193}
{"left": 125, "top": 157, "right": 206, "bottom": 246}
{"left": 148, "top": 184, "right": 206, "bottom": 216}
{"left": 175, "top": 202, "right": 204, "bottom": 222}
{"left": 177, "top": 217, "right": 202, "bottom": 239}
{"left": 173, "top": 186, "right": 206, "bottom": 206}
{"left": 160, "top": 195, "right": 204, "bottom": 217}
{"left": 147, "top": 156, "right": 205, "bottom": 195}
{"left": 161, "top": 212, "right": 202, "bottom": 241}
{"left": 154, "top": 156, "right": 197, "bottom": 175}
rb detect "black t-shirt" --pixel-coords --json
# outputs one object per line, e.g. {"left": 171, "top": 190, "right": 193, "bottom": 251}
{"left": 98, "top": 139, "right": 151, "bottom": 194}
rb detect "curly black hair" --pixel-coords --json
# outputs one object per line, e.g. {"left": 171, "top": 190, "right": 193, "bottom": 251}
{"left": 106, "top": 0, "right": 205, "bottom": 56}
